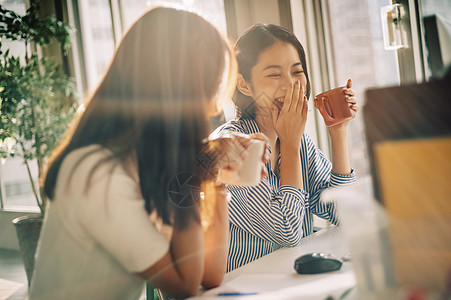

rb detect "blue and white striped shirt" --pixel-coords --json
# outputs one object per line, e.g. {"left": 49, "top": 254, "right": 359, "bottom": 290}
{"left": 212, "top": 118, "right": 356, "bottom": 271}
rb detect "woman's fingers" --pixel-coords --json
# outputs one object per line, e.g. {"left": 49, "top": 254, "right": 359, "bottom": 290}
{"left": 294, "top": 81, "right": 305, "bottom": 112}
{"left": 264, "top": 145, "right": 270, "bottom": 163}
{"left": 344, "top": 89, "right": 354, "bottom": 97}
{"left": 346, "top": 96, "right": 357, "bottom": 105}
{"left": 273, "top": 80, "right": 307, "bottom": 148}
{"left": 346, "top": 78, "right": 352, "bottom": 89}
{"left": 248, "top": 132, "right": 268, "bottom": 142}
{"left": 271, "top": 103, "right": 279, "bottom": 127}
{"left": 344, "top": 88, "right": 358, "bottom": 113}
{"left": 302, "top": 95, "right": 308, "bottom": 115}
{"left": 344, "top": 88, "right": 355, "bottom": 97}
{"left": 344, "top": 79, "right": 354, "bottom": 99}
{"left": 260, "top": 162, "right": 268, "bottom": 180}
{"left": 345, "top": 96, "right": 358, "bottom": 112}
{"left": 313, "top": 96, "right": 319, "bottom": 109}
{"left": 292, "top": 80, "right": 301, "bottom": 112}
{"left": 282, "top": 82, "right": 294, "bottom": 113}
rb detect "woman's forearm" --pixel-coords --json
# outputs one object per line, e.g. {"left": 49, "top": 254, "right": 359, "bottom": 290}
{"left": 329, "top": 127, "right": 351, "bottom": 175}
{"left": 170, "top": 220, "right": 204, "bottom": 288}
{"left": 202, "top": 184, "right": 229, "bottom": 289}
{"left": 280, "top": 144, "right": 303, "bottom": 189}
{"left": 140, "top": 217, "right": 204, "bottom": 299}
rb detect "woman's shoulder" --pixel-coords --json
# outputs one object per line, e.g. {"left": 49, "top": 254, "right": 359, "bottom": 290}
{"left": 57, "top": 145, "right": 120, "bottom": 189}
{"left": 214, "top": 119, "right": 245, "bottom": 133}
{"left": 67, "top": 144, "right": 111, "bottom": 159}
{"left": 54, "top": 145, "right": 137, "bottom": 206}
{"left": 63, "top": 145, "right": 113, "bottom": 173}
{"left": 211, "top": 118, "right": 261, "bottom": 138}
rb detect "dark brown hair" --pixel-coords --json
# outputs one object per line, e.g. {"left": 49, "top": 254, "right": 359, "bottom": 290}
{"left": 233, "top": 24, "right": 311, "bottom": 119}
{"left": 44, "top": 7, "right": 235, "bottom": 227}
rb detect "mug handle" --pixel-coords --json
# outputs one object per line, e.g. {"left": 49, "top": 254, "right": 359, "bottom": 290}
{"left": 314, "top": 96, "right": 335, "bottom": 124}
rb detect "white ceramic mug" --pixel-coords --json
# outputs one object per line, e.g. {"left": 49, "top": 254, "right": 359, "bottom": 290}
{"left": 218, "top": 139, "right": 265, "bottom": 186}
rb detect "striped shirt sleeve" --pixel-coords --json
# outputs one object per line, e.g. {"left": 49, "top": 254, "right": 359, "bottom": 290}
{"left": 304, "top": 134, "right": 356, "bottom": 225}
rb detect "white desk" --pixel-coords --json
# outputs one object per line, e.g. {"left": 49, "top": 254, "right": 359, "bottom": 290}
{"left": 191, "top": 226, "right": 358, "bottom": 300}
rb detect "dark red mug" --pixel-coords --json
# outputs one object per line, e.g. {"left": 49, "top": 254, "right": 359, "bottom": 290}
{"left": 314, "top": 86, "right": 354, "bottom": 127}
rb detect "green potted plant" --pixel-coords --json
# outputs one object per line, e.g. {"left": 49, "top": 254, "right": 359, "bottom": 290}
{"left": 0, "top": 1, "right": 78, "bottom": 284}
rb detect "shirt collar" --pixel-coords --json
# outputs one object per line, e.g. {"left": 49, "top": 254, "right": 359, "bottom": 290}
{"left": 239, "top": 118, "right": 262, "bottom": 135}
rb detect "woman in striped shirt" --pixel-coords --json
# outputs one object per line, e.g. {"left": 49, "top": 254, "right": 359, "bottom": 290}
{"left": 212, "top": 24, "right": 358, "bottom": 271}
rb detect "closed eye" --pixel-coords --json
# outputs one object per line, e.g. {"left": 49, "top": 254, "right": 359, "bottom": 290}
{"left": 267, "top": 74, "right": 281, "bottom": 78}
{"left": 293, "top": 70, "right": 304, "bottom": 75}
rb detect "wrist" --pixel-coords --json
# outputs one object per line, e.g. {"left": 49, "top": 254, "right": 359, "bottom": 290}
{"left": 200, "top": 181, "right": 228, "bottom": 230}
{"left": 279, "top": 142, "right": 300, "bottom": 155}
{"left": 328, "top": 125, "right": 347, "bottom": 138}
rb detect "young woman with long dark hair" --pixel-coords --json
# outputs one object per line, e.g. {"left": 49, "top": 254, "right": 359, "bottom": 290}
{"left": 29, "top": 7, "right": 262, "bottom": 299}
{"left": 213, "top": 24, "right": 357, "bottom": 271}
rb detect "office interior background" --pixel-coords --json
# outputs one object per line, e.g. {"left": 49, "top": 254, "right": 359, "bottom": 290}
{"left": 0, "top": 0, "right": 450, "bottom": 294}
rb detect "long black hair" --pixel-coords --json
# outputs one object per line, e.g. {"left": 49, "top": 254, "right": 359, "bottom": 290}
{"left": 233, "top": 24, "right": 311, "bottom": 119}
{"left": 44, "top": 7, "right": 235, "bottom": 227}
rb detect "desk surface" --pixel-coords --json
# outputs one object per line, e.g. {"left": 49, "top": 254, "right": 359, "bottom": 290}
{"left": 191, "top": 226, "right": 357, "bottom": 300}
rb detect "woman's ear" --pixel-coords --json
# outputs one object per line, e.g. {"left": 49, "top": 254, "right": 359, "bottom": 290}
{"left": 236, "top": 73, "right": 253, "bottom": 97}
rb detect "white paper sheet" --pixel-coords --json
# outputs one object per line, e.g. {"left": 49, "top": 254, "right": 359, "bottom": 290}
{"left": 191, "top": 271, "right": 356, "bottom": 299}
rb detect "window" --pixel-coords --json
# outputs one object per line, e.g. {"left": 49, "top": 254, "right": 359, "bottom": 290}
{"left": 77, "top": 0, "right": 116, "bottom": 91}
{"left": 0, "top": 0, "right": 40, "bottom": 210}
{"left": 121, "top": 0, "right": 227, "bottom": 33}
{"left": 324, "top": 0, "right": 400, "bottom": 178}
{"left": 419, "top": 0, "right": 451, "bottom": 79}
{"left": 323, "top": 0, "right": 450, "bottom": 178}
{"left": 421, "top": 0, "right": 451, "bottom": 20}
{"left": 74, "top": 0, "right": 230, "bottom": 130}
{"left": 76, "top": 0, "right": 227, "bottom": 94}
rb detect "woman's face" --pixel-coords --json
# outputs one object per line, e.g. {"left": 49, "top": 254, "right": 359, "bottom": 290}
{"left": 248, "top": 41, "right": 307, "bottom": 116}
